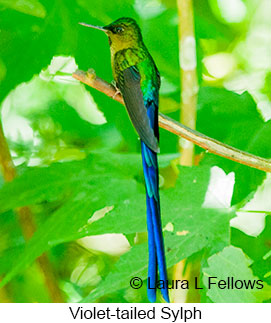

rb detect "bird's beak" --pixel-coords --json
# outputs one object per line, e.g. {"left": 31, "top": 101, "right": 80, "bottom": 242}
{"left": 79, "top": 22, "right": 106, "bottom": 32}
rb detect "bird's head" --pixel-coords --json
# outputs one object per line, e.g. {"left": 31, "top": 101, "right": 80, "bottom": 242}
{"left": 79, "top": 17, "right": 143, "bottom": 53}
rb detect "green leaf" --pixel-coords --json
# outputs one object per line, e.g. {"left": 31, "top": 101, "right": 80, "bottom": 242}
{"left": 194, "top": 0, "right": 236, "bottom": 40}
{"left": 79, "top": 165, "right": 212, "bottom": 237}
{"left": 202, "top": 246, "right": 271, "bottom": 302}
{"left": 0, "top": 153, "right": 142, "bottom": 213}
{"left": 231, "top": 216, "right": 271, "bottom": 284}
{"left": 0, "top": 153, "right": 173, "bottom": 285}
{"left": 0, "top": 0, "right": 46, "bottom": 18}
{"left": 0, "top": 176, "right": 145, "bottom": 285}
{"left": 84, "top": 206, "right": 234, "bottom": 302}
{"left": 231, "top": 216, "right": 271, "bottom": 262}
{"left": 197, "top": 87, "right": 269, "bottom": 204}
{"left": 83, "top": 166, "right": 234, "bottom": 301}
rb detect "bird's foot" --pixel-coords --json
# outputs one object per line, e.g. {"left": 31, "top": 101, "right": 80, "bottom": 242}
{"left": 86, "top": 68, "right": 96, "bottom": 80}
{"left": 111, "top": 80, "right": 121, "bottom": 99}
{"left": 113, "top": 88, "right": 121, "bottom": 100}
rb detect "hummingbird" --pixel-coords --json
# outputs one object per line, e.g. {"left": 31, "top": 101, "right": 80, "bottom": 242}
{"left": 80, "top": 17, "right": 169, "bottom": 303}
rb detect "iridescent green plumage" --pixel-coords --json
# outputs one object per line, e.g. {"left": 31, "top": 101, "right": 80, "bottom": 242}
{"left": 80, "top": 17, "right": 169, "bottom": 303}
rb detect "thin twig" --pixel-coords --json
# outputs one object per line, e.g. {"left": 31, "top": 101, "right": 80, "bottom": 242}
{"left": 73, "top": 69, "right": 271, "bottom": 173}
{"left": 0, "top": 120, "right": 64, "bottom": 302}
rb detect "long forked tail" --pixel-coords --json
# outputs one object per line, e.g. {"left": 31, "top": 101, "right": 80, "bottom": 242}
{"left": 141, "top": 140, "right": 169, "bottom": 303}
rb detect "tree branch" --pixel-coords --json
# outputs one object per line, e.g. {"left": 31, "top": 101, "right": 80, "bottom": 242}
{"left": 72, "top": 69, "right": 271, "bottom": 173}
{"left": 177, "top": 0, "right": 198, "bottom": 166}
{"left": 175, "top": 0, "right": 200, "bottom": 304}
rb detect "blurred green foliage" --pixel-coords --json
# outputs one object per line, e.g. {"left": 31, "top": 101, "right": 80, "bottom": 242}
{"left": 0, "top": 0, "right": 270, "bottom": 303}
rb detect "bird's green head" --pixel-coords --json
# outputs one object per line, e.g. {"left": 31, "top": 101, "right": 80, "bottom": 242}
{"left": 79, "top": 17, "right": 143, "bottom": 54}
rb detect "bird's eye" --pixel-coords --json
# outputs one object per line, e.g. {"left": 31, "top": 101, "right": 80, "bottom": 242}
{"left": 115, "top": 26, "right": 123, "bottom": 33}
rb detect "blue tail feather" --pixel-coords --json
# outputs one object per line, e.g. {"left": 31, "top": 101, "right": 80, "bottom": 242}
{"left": 141, "top": 140, "right": 169, "bottom": 303}
{"left": 146, "top": 196, "right": 157, "bottom": 303}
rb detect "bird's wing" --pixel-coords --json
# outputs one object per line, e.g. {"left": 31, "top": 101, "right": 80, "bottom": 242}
{"left": 117, "top": 65, "right": 159, "bottom": 153}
